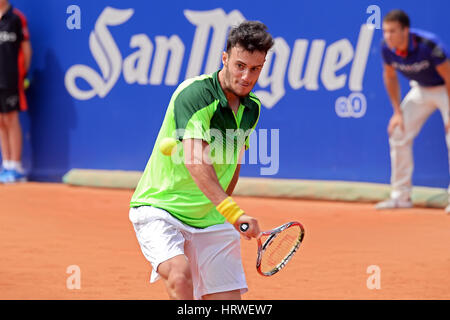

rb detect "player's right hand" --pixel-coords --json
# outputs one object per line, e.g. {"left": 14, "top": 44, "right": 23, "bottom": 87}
{"left": 388, "top": 112, "right": 405, "bottom": 136}
{"left": 235, "top": 214, "right": 260, "bottom": 240}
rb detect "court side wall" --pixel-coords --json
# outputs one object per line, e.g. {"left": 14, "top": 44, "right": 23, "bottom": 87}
{"left": 10, "top": 0, "right": 450, "bottom": 189}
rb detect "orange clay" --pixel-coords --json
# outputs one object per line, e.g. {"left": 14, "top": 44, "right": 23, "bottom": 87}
{"left": 0, "top": 182, "right": 449, "bottom": 299}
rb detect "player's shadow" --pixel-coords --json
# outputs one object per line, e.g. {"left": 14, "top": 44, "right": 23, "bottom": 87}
{"left": 25, "top": 50, "right": 77, "bottom": 182}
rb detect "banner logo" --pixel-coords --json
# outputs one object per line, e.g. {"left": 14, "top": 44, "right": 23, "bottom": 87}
{"left": 65, "top": 7, "right": 374, "bottom": 111}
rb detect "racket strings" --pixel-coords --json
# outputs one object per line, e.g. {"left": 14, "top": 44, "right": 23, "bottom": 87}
{"left": 260, "top": 226, "right": 301, "bottom": 273}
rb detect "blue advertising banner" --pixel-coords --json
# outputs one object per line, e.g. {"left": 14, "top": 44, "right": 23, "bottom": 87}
{"left": 9, "top": 0, "right": 450, "bottom": 187}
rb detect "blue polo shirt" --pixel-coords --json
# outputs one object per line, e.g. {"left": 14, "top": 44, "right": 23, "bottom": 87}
{"left": 381, "top": 28, "right": 448, "bottom": 87}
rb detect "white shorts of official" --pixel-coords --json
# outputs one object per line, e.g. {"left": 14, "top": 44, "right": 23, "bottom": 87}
{"left": 129, "top": 205, "right": 248, "bottom": 300}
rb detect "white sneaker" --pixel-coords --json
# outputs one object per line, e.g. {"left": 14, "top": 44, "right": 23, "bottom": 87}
{"left": 445, "top": 205, "right": 450, "bottom": 214}
{"left": 375, "top": 198, "right": 413, "bottom": 210}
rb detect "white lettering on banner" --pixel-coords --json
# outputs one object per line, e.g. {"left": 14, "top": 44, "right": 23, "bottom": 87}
{"left": 350, "top": 24, "right": 375, "bottom": 91}
{"left": 321, "top": 39, "right": 354, "bottom": 91}
{"left": 288, "top": 39, "right": 326, "bottom": 91}
{"left": 65, "top": 7, "right": 134, "bottom": 100}
{"left": 335, "top": 92, "right": 367, "bottom": 118}
{"left": 123, "top": 34, "right": 153, "bottom": 85}
{"left": 184, "top": 9, "right": 244, "bottom": 78}
{"left": 150, "top": 36, "right": 185, "bottom": 85}
{"left": 64, "top": 7, "right": 375, "bottom": 111}
{"left": 255, "top": 37, "right": 290, "bottom": 109}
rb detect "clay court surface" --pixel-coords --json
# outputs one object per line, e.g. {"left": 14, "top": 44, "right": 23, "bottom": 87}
{"left": 0, "top": 182, "right": 449, "bottom": 300}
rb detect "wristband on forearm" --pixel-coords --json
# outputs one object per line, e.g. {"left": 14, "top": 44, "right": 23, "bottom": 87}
{"left": 216, "top": 197, "right": 244, "bottom": 224}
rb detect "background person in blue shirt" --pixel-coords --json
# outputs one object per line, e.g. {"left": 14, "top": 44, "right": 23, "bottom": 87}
{"left": 376, "top": 9, "right": 450, "bottom": 213}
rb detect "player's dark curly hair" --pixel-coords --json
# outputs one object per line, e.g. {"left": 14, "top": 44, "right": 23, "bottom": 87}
{"left": 383, "top": 9, "right": 410, "bottom": 28}
{"left": 226, "top": 21, "right": 274, "bottom": 54}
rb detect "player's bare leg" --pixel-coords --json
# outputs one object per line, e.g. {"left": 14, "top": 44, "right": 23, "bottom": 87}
{"left": 445, "top": 119, "right": 450, "bottom": 214}
{"left": 3, "top": 111, "right": 22, "bottom": 162}
{"left": 0, "top": 114, "right": 12, "bottom": 162}
{"left": 202, "top": 289, "right": 241, "bottom": 300}
{"left": 157, "top": 254, "right": 193, "bottom": 300}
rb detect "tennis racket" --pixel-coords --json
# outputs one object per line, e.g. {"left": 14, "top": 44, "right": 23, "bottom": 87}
{"left": 240, "top": 221, "right": 305, "bottom": 276}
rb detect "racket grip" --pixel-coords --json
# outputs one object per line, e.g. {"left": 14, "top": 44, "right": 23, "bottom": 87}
{"left": 240, "top": 223, "right": 249, "bottom": 232}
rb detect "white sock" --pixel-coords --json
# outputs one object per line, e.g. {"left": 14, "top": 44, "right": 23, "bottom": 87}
{"left": 10, "top": 161, "right": 24, "bottom": 173}
{"left": 2, "top": 160, "right": 13, "bottom": 170}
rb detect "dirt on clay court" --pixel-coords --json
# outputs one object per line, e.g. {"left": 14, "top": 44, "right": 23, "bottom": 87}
{"left": 0, "top": 182, "right": 449, "bottom": 300}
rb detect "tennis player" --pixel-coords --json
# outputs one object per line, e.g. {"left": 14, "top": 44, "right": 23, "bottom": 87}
{"left": 375, "top": 10, "right": 450, "bottom": 212}
{"left": 129, "top": 21, "right": 274, "bottom": 300}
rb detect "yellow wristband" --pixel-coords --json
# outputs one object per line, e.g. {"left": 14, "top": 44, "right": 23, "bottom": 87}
{"left": 216, "top": 197, "right": 244, "bottom": 224}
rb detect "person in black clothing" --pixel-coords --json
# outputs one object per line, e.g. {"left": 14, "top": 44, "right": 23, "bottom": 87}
{"left": 0, "top": 0, "right": 31, "bottom": 183}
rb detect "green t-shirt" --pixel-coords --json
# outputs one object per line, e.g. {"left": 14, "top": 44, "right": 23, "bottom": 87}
{"left": 130, "top": 70, "right": 261, "bottom": 228}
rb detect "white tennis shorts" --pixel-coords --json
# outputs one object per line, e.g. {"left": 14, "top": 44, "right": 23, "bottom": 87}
{"left": 129, "top": 205, "right": 248, "bottom": 300}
